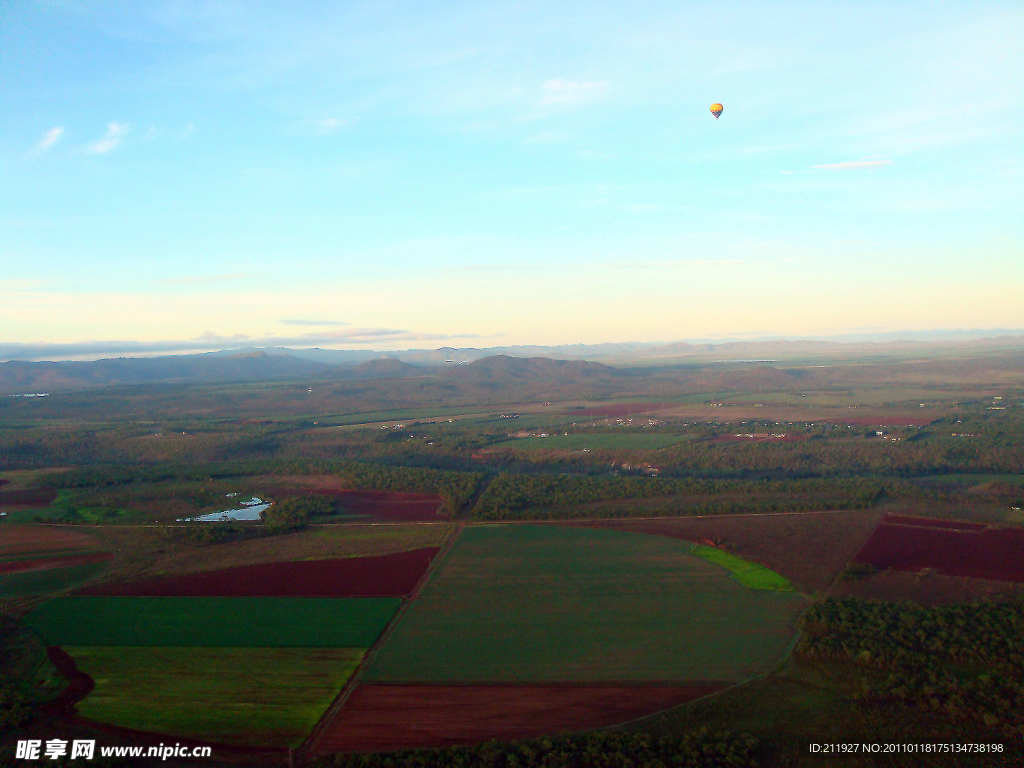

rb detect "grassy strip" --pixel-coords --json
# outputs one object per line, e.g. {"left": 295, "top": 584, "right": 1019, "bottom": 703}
{"left": 24, "top": 596, "right": 399, "bottom": 647}
{"left": 690, "top": 545, "right": 794, "bottom": 592}
{"left": 67, "top": 646, "right": 363, "bottom": 747}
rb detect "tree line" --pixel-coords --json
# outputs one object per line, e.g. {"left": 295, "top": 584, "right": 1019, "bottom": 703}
{"left": 473, "top": 473, "right": 900, "bottom": 521}
{"left": 798, "top": 598, "right": 1023, "bottom": 733}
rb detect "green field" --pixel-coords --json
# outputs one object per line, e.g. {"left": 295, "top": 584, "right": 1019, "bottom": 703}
{"left": 24, "top": 596, "right": 399, "bottom": 647}
{"left": 0, "top": 562, "right": 110, "bottom": 599}
{"left": 66, "top": 646, "right": 362, "bottom": 747}
{"left": 690, "top": 545, "right": 795, "bottom": 592}
{"left": 364, "top": 525, "right": 805, "bottom": 683}
{"left": 497, "top": 432, "right": 692, "bottom": 451}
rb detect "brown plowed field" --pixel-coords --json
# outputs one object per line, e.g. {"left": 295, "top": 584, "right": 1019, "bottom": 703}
{"left": 575, "top": 509, "right": 884, "bottom": 593}
{"left": 316, "top": 683, "right": 724, "bottom": 753}
{"left": 317, "top": 490, "right": 446, "bottom": 522}
{"left": 0, "top": 488, "right": 58, "bottom": 506}
{"left": 78, "top": 548, "right": 439, "bottom": 597}
{"left": 568, "top": 403, "right": 676, "bottom": 417}
{"left": 832, "top": 569, "right": 1024, "bottom": 606}
{"left": 854, "top": 518, "right": 1024, "bottom": 582}
{"left": 0, "top": 526, "right": 107, "bottom": 558}
{"left": 0, "top": 552, "right": 114, "bottom": 575}
{"left": 882, "top": 514, "right": 986, "bottom": 531}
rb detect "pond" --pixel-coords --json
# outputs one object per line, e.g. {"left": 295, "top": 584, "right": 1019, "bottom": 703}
{"left": 179, "top": 497, "right": 270, "bottom": 522}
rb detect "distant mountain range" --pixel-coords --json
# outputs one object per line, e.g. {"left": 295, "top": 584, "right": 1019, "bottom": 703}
{"left": 1, "top": 333, "right": 1022, "bottom": 394}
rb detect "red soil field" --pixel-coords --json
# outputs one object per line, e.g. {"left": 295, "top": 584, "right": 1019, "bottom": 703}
{"left": 327, "top": 491, "right": 446, "bottom": 522}
{"left": 0, "top": 551, "right": 114, "bottom": 575}
{"left": 78, "top": 547, "right": 439, "bottom": 597}
{"left": 259, "top": 488, "right": 447, "bottom": 522}
{"left": 0, "top": 526, "right": 108, "bottom": 558}
{"left": 315, "top": 683, "right": 724, "bottom": 753}
{"left": 883, "top": 514, "right": 986, "bottom": 531}
{"left": 0, "top": 488, "right": 58, "bottom": 506}
{"left": 854, "top": 518, "right": 1024, "bottom": 582}
{"left": 832, "top": 569, "right": 1024, "bottom": 606}
{"left": 709, "top": 433, "right": 808, "bottom": 443}
{"left": 822, "top": 416, "right": 932, "bottom": 427}
{"left": 575, "top": 509, "right": 884, "bottom": 593}
{"left": 568, "top": 403, "right": 676, "bottom": 418}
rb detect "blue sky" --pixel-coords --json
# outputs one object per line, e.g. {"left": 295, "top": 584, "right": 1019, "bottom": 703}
{"left": 2, "top": 0, "right": 1022, "bottom": 359}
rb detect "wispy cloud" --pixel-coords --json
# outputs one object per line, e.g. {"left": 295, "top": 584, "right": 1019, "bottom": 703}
{"left": 33, "top": 127, "right": 65, "bottom": 154}
{"left": 540, "top": 79, "right": 608, "bottom": 105}
{"left": 159, "top": 273, "right": 247, "bottom": 286}
{"left": 280, "top": 319, "right": 350, "bottom": 327}
{"left": 306, "top": 117, "right": 356, "bottom": 135}
{"left": 605, "top": 260, "right": 743, "bottom": 268}
{"left": 811, "top": 159, "right": 893, "bottom": 170}
{"left": 0, "top": 327, "right": 485, "bottom": 361}
{"left": 426, "top": 264, "right": 535, "bottom": 274}
{"left": 88, "top": 122, "right": 130, "bottom": 155}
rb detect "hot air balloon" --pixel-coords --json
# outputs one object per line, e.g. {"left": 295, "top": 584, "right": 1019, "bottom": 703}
{"left": 710, "top": 103, "right": 723, "bottom": 119}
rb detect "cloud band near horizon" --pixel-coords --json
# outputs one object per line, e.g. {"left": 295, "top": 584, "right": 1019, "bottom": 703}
{"left": 0, "top": 327, "right": 485, "bottom": 362}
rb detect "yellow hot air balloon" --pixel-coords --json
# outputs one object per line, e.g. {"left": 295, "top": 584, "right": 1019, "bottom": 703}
{"left": 710, "top": 103, "right": 724, "bottom": 119}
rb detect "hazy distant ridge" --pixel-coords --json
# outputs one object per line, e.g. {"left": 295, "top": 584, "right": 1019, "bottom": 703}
{"left": 1, "top": 333, "right": 1023, "bottom": 395}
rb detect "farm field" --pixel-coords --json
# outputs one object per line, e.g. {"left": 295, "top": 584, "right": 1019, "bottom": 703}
{"left": 708, "top": 433, "right": 808, "bottom": 443}
{"left": 364, "top": 525, "right": 805, "bottom": 683}
{"left": 79, "top": 548, "right": 438, "bottom": 597}
{"left": 578, "top": 509, "right": 884, "bottom": 593}
{"left": 0, "top": 561, "right": 111, "bottom": 599}
{"left": 0, "top": 551, "right": 113, "bottom": 575}
{"left": 327, "top": 490, "right": 447, "bottom": 522}
{"left": 66, "top": 646, "right": 362, "bottom": 748}
{"left": 0, "top": 524, "right": 109, "bottom": 559}
{"left": 854, "top": 515, "right": 1024, "bottom": 581}
{"left": 90, "top": 523, "right": 450, "bottom": 583}
{"left": 316, "top": 683, "right": 724, "bottom": 753}
{"left": 831, "top": 568, "right": 1024, "bottom": 606}
{"left": 0, "top": 524, "right": 114, "bottom": 599}
{"left": 0, "top": 487, "right": 58, "bottom": 507}
{"left": 564, "top": 403, "right": 678, "bottom": 417}
{"left": 495, "top": 432, "right": 692, "bottom": 451}
{"left": 24, "top": 596, "right": 400, "bottom": 647}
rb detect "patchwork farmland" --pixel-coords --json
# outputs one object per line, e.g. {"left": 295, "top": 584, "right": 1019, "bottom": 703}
{"left": 14, "top": 529, "right": 441, "bottom": 750}
{"left": 3, "top": 349, "right": 1024, "bottom": 765}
